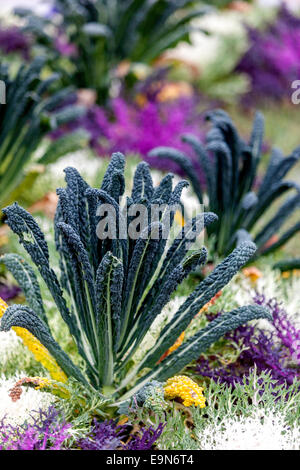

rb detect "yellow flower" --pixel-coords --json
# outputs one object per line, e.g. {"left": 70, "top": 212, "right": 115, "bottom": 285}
{"left": 31, "top": 377, "right": 70, "bottom": 398}
{"left": 0, "top": 297, "right": 67, "bottom": 383}
{"left": 282, "top": 271, "right": 291, "bottom": 279}
{"left": 164, "top": 375, "right": 206, "bottom": 408}
{"left": 135, "top": 93, "right": 147, "bottom": 108}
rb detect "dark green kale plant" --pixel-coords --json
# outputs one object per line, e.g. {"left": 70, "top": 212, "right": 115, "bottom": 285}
{"left": 149, "top": 110, "right": 300, "bottom": 259}
{"left": 273, "top": 258, "right": 300, "bottom": 272}
{"left": 0, "top": 153, "right": 271, "bottom": 400}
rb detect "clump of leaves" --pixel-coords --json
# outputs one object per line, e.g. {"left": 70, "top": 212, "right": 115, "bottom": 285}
{"left": 15, "top": 0, "right": 210, "bottom": 105}
{"left": 0, "top": 57, "right": 88, "bottom": 210}
{"left": 149, "top": 109, "right": 300, "bottom": 259}
{"left": 0, "top": 153, "right": 271, "bottom": 401}
{"left": 196, "top": 294, "right": 300, "bottom": 388}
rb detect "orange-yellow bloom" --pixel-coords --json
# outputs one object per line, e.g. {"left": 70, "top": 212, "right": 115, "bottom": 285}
{"left": 198, "top": 290, "right": 222, "bottom": 315}
{"left": 174, "top": 210, "right": 185, "bottom": 227}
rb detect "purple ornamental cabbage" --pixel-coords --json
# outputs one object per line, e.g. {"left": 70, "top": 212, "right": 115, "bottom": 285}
{"left": 255, "top": 293, "right": 300, "bottom": 366}
{"left": 0, "top": 406, "right": 71, "bottom": 450}
{"left": 236, "top": 5, "right": 300, "bottom": 103}
{"left": 0, "top": 283, "right": 21, "bottom": 301}
{"left": 50, "top": 68, "right": 208, "bottom": 178}
{"left": 196, "top": 294, "right": 300, "bottom": 388}
{"left": 78, "top": 419, "right": 164, "bottom": 450}
{"left": 51, "top": 93, "right": 206, "bottom": 180}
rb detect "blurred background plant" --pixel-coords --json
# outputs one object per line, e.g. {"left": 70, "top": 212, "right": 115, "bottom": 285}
{"left": 2, "top": 1, "right": 299, "bottom": 189}
{"left": 0, "top": 57, "right": 88, "bottom": 300}
{"left": 0, "top": 23, "right": 31, "bottom": 61}
{"left": 0, "top": 57, "right": 88, "bottom": 212}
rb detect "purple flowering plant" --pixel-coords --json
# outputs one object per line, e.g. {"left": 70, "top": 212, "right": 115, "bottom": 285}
{"left": 0, "top": 401, "right": 165, "bottom": 450}
{"left": 78, "top": 419, "right": 125, "bottom": 450}
{"left": 196, "top": 294, "right": 300, "bottom": 388}
{"left": 124, "top": 423, "right": 165, "bottom": 450}
{"left": 14, "top": 0, "right": 209, "bottom": 105}
{"left": 78, "top": 96, "right": 204, "bottom": 177}
{"left": 51, "top": 72, "right": 208, "bottom": 179}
